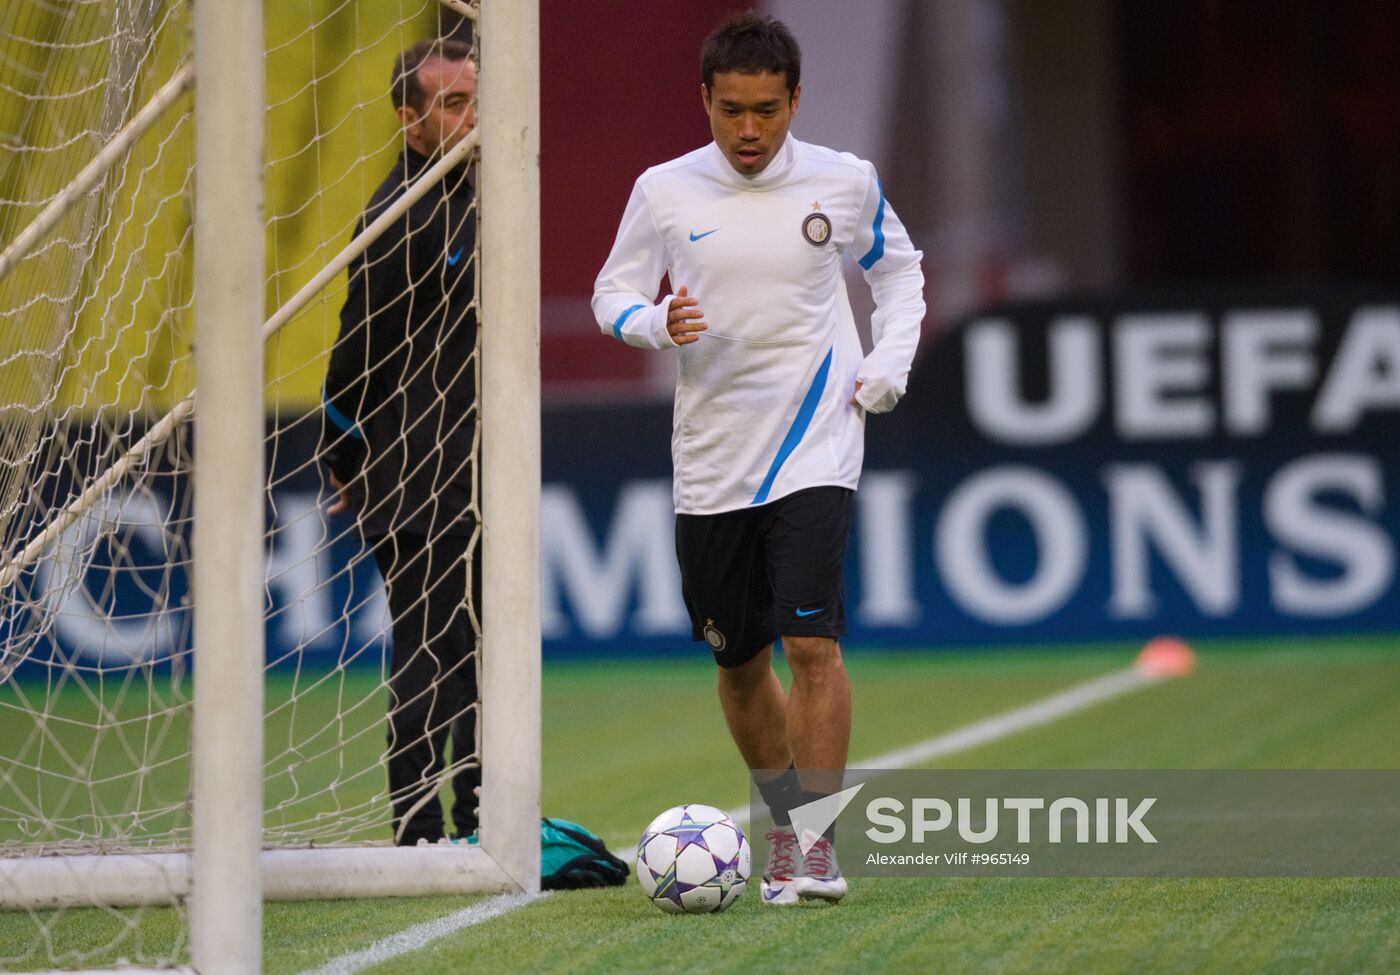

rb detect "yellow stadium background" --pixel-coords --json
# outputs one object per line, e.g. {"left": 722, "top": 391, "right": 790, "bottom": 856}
{"left": 0, "top": 1, "right": 446, "bottom": 418}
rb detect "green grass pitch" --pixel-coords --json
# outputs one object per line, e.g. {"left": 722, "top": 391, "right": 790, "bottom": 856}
{"left": 2, "top": 634, "right": 1399, "bottom": 973}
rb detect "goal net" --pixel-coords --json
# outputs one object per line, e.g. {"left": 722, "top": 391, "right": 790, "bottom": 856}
{"left": 0, "top": 1, "right": 539, "bottom": 970}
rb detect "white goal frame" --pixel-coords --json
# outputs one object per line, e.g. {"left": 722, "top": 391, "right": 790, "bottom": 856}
{"left": 0, "top": 0, "right": 541, "bottom": 971}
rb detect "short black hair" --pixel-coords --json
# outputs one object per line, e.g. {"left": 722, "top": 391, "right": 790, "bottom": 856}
{"left": 701, "top": 12, "right": 801, "bottom": 96}
{"left": 391, "top": 38, "right": 474, "bottom": 114}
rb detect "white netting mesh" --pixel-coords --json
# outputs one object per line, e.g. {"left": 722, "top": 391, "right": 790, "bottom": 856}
{"left": 0, "top": 0, "right": 481, "bottom": 968}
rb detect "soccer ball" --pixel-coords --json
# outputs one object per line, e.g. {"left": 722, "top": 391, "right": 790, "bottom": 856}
{"left": 636, "top": 803, "right": 750, "bottom": 914}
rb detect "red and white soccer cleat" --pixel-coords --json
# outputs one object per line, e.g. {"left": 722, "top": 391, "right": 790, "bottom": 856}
{"left": 760, "top": 825, "right": 800, "bottom": 905}
{"left": 795, "top": 835, "right": 847, "bottom": 902}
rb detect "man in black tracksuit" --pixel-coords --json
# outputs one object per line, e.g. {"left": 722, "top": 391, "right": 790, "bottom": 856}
{"left": 321, "top": 39, "right": 480, "bottom": 846}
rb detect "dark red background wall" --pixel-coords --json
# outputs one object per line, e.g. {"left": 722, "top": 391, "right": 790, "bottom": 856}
{"left": 539, "top": 0, "right": 753, "bottom": 395}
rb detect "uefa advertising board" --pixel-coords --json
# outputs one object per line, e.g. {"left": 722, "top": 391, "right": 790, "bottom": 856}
{"left": 7, "top": 286, "right": 1397, "bottom": 669}
{"left": 539, "top": 285, "right": 1400, "bottom": 656}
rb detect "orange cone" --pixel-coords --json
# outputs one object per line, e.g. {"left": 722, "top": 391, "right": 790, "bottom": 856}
{"left": 1135, "top": 636, "right": 1197, "bottom": 677}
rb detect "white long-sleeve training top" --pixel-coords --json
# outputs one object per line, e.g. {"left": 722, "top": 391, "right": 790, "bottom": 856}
{"left": 593, "top": 135, "right": 925, "bottom": 515}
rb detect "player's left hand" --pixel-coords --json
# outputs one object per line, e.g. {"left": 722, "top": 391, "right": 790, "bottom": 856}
{"left": 327, "top": 473, "right": 354, "bottom": 515}
{"left": 850, "top": 381, "right": 864, "bottom": 409}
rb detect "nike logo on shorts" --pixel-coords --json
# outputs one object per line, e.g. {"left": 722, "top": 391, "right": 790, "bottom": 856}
{"left": 795, "top": 607, "right": 822, "bottom": 618}
{"left": 689, "top": 229, "right": 719, "bottom": 241}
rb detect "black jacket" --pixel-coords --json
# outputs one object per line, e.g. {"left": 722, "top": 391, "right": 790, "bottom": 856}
{"left": 321, "top": 147, "right": 478, "bottom": 539}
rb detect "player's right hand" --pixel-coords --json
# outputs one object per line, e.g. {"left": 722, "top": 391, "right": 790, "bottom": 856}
{"left": 666, "top": 286, "right": 707, "bottom": 345}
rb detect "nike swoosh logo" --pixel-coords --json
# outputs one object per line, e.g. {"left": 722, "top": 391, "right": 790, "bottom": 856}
{"left": 446, "top": 246, "right": 465, "bottom": 266}
{"left": 795, "top": 607, "right": 822, "bottom": 618}
{"left": 689, "top": 229, "right": 719, "bottom": 241}
{"left": 762, "top": 887, "right": 788, "bottom": 900}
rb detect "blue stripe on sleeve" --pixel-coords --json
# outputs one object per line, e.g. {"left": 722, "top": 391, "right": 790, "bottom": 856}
{"left": 857, "top": 181, "right": 886, "bottom": 270}
{"left": 751, "top": 348, "right": 833, "bottom": 506}
{"left": 322, "top": 386, "right": 363, "bottom": 440}
{"left": 612, "top": 303, "right": 645, "bottom": 341}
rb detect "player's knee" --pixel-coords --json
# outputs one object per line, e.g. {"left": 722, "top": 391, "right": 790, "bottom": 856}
{"left": 782, "top": 635, "right": 841, "bottom": 676}
{"left": 717, "top": 645, "right": 773, "bottom": 693}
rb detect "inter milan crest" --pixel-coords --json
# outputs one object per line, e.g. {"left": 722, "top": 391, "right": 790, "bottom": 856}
{"left": 703, "top": 618, "right": 727, "bottom": 652}
{"left": 802, "top": 211, "right": 832, "bottom": 247}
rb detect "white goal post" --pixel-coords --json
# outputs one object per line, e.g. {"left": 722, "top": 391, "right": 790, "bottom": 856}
{"left": 477, "top": 0, "right": 543, "bottom": 899}
{"left": 189, "top": 0, "right": 265, "bottom": 968}
{"left": 0, "top": 0, "right": 540, "bottom": 970}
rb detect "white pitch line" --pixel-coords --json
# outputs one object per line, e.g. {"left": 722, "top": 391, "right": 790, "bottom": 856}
{"left": 298, "top": 891, "right": 547, "bottom": 975}
{"left": 723, "top": 662, "right": 1167, "bottom": 826}
{"left": 855, "top": 664, "right": 1162, "bottom": 774}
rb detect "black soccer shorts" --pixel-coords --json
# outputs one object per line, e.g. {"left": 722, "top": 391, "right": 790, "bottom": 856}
{"left": 674, "top": 485, "right": 853, "bottom": 668}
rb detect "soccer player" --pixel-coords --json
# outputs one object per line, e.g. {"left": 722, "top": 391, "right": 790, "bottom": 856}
{"left": 592, "top": 13, "right": 925, "bottom": 904}
{"left": 320, "top": 38, "right": 481, "bottom": 847}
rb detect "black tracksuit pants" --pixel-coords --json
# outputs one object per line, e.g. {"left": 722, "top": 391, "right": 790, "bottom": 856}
{"left": 371, "top": 530, "right": 482, "bottom": 845}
